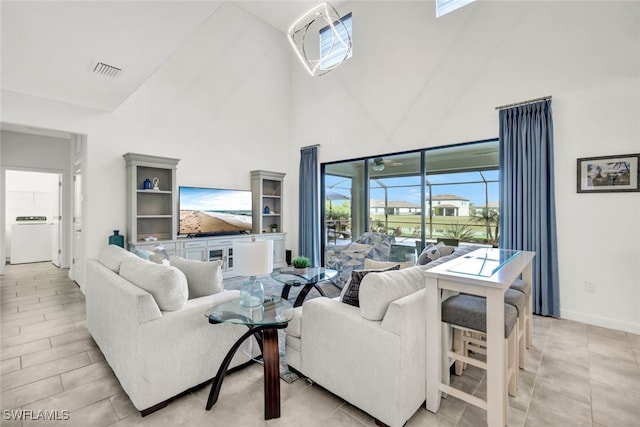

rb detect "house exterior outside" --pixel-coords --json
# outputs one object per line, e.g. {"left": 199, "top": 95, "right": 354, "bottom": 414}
{"left": 370, "top": 200, "right": 421, "bottom": 216}
{"left": 428, "top": 194, "right": 470, "bottom": 217}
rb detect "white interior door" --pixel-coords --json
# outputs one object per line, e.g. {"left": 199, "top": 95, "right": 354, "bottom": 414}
{"left": 71, "top": 161, "right": 84, "bottom": 288}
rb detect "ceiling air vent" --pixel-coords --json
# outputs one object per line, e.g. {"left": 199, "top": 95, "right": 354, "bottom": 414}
{"left": 91, "top": 61, "right": 122, "bottom": 78}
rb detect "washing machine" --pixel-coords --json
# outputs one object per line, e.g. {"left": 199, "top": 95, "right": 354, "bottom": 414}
{"left": 10, "top": 216, "right": 53, "bottom": 264}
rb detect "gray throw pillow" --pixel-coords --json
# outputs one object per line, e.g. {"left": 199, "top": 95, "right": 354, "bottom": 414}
{"left": 341, "top": 264, "right": 400, "bottom": 307}
{"left": 169, "top": 256, "right": 224, "bottom": 299}
{"left": 417, "top": 242, "right": 452, "bottom": 265}
{"left": 417, "top": 243, "right": 439, "bottom": 265}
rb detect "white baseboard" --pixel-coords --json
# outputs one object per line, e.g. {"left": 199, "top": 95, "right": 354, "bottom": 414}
{"left": 561, "top": 309, "right": 640, "bottom": 334}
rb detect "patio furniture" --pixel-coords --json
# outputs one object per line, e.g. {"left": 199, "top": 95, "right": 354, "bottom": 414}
{"left": 324, "top": 232, "right": 395, "bottom": 288}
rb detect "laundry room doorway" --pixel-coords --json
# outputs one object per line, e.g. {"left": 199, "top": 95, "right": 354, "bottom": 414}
{"left": 4, "top": 170, "right": 63, "bottom": 267}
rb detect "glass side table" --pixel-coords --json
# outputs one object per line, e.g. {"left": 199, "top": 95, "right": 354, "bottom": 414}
{"left": 205, "top": 296, "right": 294, "bottom": 420}
{"left": 270, "top": 267, "right": 338, "bottom": 307}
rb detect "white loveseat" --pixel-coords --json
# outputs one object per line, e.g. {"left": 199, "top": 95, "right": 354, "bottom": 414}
{"left": 85, "top": 245, "right": 258, "bottom": 414}
{"left": 285, "top": 265, "right": 427, "bottom": 427}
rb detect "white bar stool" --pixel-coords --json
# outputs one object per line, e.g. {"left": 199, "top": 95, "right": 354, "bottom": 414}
{"left": 442, "top": 294, "right": 519, "bottom": 424}
{"left": 509, "top": 279, "right": 532, "bottom": 348}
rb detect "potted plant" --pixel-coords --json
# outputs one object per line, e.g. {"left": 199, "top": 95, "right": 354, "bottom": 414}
{"left": 291, "top": 256, "right": 311, "bottom": 273}
{"left": 270, "top": 223, "right": 278, "bottom": 233}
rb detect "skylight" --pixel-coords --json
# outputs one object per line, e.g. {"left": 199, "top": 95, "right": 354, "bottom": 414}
{"left": 436, "top": 0, "right": 476, "bottom": 17}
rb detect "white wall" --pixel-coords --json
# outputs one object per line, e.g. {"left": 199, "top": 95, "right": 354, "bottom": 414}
{"left": 1, "top": 1, "right": 638, "bottom": 333}
{"left": 1, "top": 3, "right": 292, "bottom": 265}
{"left": 289, "top": 1, "right": 640, "bottom": 332}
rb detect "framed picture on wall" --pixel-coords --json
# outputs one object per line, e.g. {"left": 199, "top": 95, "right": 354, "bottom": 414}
{"left": 577, "top": 153, "right": 640, "bottom": 193}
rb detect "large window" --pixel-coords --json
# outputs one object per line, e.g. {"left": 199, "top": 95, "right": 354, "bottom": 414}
{"left": 321, "top": 140, "right": 499, "bottom": 260}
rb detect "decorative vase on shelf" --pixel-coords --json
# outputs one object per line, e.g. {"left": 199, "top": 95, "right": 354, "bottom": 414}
{"left": 264, "top": 206, "right": 270, "bottom": 214}
{"left": 143, "top": 178, "right": 152, "bottom": 190}
{"left": 109, "top": 230, "right": 124, "bottom": 248}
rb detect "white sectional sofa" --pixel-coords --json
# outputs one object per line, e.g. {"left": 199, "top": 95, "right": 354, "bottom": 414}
{"left": 85, "top": 245, "right": 258, "bottom": 414}
{"left": 286, "top": 244, "right": 483, "bottom": 427}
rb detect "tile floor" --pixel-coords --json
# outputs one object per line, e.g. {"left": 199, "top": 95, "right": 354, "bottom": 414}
{"left": 1, "top": 262, "right": 640, "bottom": 426}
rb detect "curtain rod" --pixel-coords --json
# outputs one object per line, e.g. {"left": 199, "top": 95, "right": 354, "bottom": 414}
{"left": 495, "top": 95, "right": 552, "bottom": 110}
{"left": 300, "top": 144, "right": 320, "bottom": 150}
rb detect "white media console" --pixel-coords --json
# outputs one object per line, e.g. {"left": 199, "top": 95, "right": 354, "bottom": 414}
{"left": 129, "top": 233, "right": 287, "bottom": 278}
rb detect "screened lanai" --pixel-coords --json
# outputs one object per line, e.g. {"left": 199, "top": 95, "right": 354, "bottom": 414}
{"left": 321, "top": 139, "right": 500, "bottom": 260}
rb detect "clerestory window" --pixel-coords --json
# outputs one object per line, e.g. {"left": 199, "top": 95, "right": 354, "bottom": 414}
{"left": 436, "top": 0, "right": 476, "bottom": 17}
{"left": 319, "top": 12, "right": 352, "bottom": 70}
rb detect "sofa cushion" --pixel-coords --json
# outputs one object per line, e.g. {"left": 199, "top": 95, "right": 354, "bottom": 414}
{"left": 284, "top": 306, "right": 304, "bottom": 338}
{"left": 338, "top": 261, "right": 408, "bottom": 301}
{"left": 98, "top": 244, "right": 138, "bottom": 273}
{"left": 341, "top": 264, "right": 400, "bottom": 307}
{"left": 169, "top": 256, "right": 223, "bottom": 299}
{"left": 119, "top": 256, "right": 188, "bottom": 311}
{"left": 359, "top": 266, "right": 426, "bottom": 321}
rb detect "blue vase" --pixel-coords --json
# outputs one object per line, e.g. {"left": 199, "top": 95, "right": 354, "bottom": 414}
{"left": 143, "top": 178, "right": 152, "bottom": 190}
{"left": 109, "top": 230, "right": 124, "bottom": 248}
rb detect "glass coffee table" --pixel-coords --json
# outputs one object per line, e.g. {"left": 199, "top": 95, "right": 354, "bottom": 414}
{"left": 205, "top": 296, "right": 294, "bottom": 420}
{"left": 270, "top": 267, "right": 338, "bottom": 307}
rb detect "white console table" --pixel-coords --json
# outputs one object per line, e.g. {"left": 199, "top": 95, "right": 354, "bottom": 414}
{"left": 424, "top": 248, "right": 535, "bottom": 426}
{"left": 129, "top": 233, "right": 287, "bottom": 278}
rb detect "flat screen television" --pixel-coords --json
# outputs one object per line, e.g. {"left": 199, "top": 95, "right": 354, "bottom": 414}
{"left": 179, "top": 186, "right": 252, "bottom": 237}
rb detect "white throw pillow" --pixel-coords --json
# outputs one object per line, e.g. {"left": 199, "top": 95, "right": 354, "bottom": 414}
{"left": 98, "top": 244, "right": 138, "bottom": 273}
{"left": 169, "top": 256, "right": 224, "bottom": 299}
{"left": 119, "top": 256, "right": 188, "bottom": 311}
{"left": 359, "top": 266, "right": 426, "bottom": 321}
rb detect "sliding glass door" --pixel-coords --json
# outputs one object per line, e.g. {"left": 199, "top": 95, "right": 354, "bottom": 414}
{"left": 321, "top": 139, "right": 499, "bottom": 262}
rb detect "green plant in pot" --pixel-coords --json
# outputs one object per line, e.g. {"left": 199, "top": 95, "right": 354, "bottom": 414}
{"left": 270, "top": 223, "right": 278, "bottom": 233}
{"left": 291, "top": 256, "right": 311, "bottom": 272}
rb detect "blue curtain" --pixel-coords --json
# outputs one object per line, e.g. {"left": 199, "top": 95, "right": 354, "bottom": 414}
{"left": 499, "top": 100, "right": 560, "bottom": 316}
{"left": 298, "top": 146, "right": 321, "bottom": 267}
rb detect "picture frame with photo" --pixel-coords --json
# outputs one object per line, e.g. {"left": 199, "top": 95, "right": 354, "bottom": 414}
{"left": 577, "top": 153, "right": 640, "bottom": 193}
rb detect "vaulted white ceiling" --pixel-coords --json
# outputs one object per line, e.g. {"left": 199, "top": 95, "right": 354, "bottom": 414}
{"left": 1, "top": 1, "right": 336, "bottom": 112}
